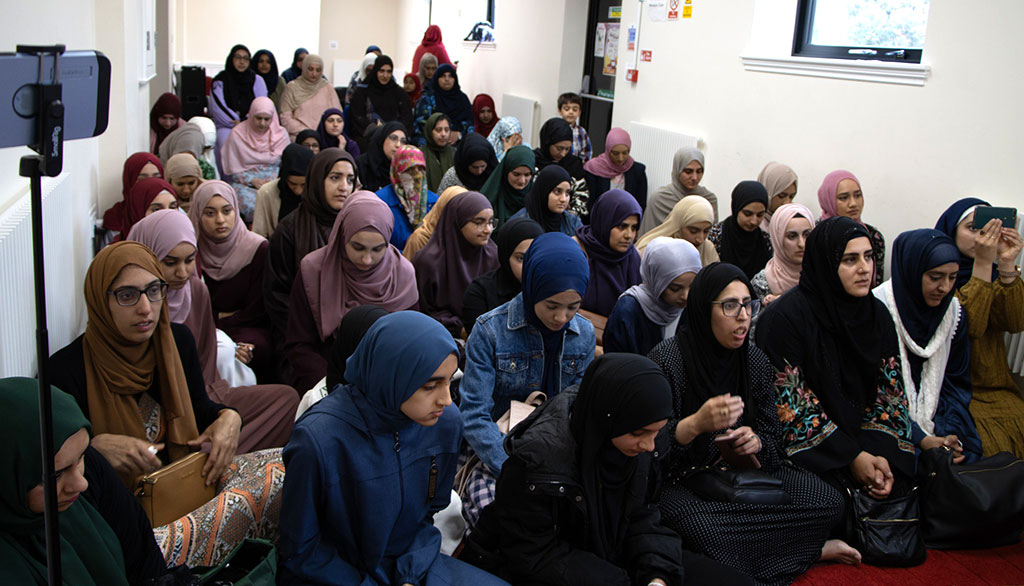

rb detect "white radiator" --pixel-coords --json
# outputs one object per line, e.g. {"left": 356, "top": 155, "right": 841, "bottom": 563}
{"left": 1004, "top": 211, "right": 1024, "bottom": 375}
{"left": 0, "top": 173, "right": 80, "bottom": 377}
{"left": 625, "top": 121, "right": 705, "bottom": 205}
{"left": 500, "top": 93, "right": 541, "bottom": 146}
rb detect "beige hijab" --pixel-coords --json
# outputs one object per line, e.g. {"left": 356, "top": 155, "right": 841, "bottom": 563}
{"left": 402, "top": 185, "right": 467, "bottom": 260}
{"left": 757, "top": 161, "right": 799, "bottom": 231}
{"left": 280, "top": 54, "right": 331, "bottom": 113}
{"left": 636, "top": 195, "right": 719, "bottom": 266}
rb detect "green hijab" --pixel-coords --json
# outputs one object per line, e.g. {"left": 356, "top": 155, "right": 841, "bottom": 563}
{"left": 0, "top": 377, "right": 128, "bottom": 586}
{"left": 480, "top": 144, "right": 535, "bottom": 226}
{"left": 423, "top": 112, "right": 456, "bottom": 193}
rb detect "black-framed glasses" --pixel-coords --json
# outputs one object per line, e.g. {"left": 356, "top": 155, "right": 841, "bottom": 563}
{"left": 386, "top": 133, "right": 409, "bottom": 145}
{"left": 469, "top": 217, "right": 499, "bottom": 229}
{"left": 712, "top": 298, "right": 760, "bottom": 318}
{"left": 108, "top": 281, "right": 168, "bottom": 307}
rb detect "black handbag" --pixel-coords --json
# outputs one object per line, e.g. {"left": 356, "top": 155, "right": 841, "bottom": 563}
{"left": 918, "top": 447, "right": 1024, "bottom": 549}
{"left": 847, "top": 487, "right": 926, "bottom": 567}
{"left": 682, "top": 464, "right": 791, "bottom": 505}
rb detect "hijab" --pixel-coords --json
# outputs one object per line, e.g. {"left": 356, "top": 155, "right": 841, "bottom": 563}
{"left": 364, "top": 55, "right": 406, "bottom": 123}
{"left": 358, "top": 53, "right": 379, "bottom": 84}
{"left": 641, "top": 147, "right": 716, "bottom": 232}
{"left": 282, "top": 47, "right": 308, "bottom": 83}
{"left": 494, "top": 216, "right": 545, "bottom": 300}
{"left": 295, "top": 128, "right": 322, "bottom": 150}
{"left": 126, "top": 209, "right": 196, "bottom": 323}
{"left": 413, "top": 25, "right": 452, "bottom": 71}
{"left": 356, "top": 121, "right": 408, "bottom": 192}
{"left": 187, "top": 181, "right": 266, "bottom": 280}
{"left": 158, "top": 123, "right": 206, "bottom": 165}
{"left": 934, "top": 197, "right": 997, "bottom": 288}
{"left": 291, "top": 148, "right": 358, "bottom": 266}
{"left": 426, "top": 64, "right": 473, "bottom": 128}
{"left": 0, "top": 378, "right": 129, "bottom": 586}
{"left": 251, "top": 49, "right": 280, "bottom": 94}
{"left": 525, "top": 165, "right": 572, "bottom": 233}
{"left": 576, "top": 190, "right": 643, "bottom": 316}
{"left": 757, "top": 161, "right": 798, "bottom": 229}
{"left": 675, "top": 262, "right": 756, "bottom": 424}
{"left": 104, "top": 153, "right": 164, "bottom": 233}
{"left": 417, "top": 52, "right": 439, "bottom": 86}
{"left": 533, "top": 117, "right": 575, "bottom": 171}
{"left": 149, "top": 92, "right": 181, "bottom": 154}
{"left": 119, "top": 177, "right": 177, "bottom": 242}
{"left": 277, "top": 143, "right": 316, "bottom": 221}
{"left": 389, "top": 146, "right": 430, "bottom": 227}
{"left": 220, "top": 97, "right": 289, "bottom": 176}
{"left": 817, "top": 169, "right": 863, "bottom": 225}
{"left": 584, "top": 127, "right": 635, "bottom": 179}
{"left": 473, "top": 94, "right": 498, "bottom": 139}
{"left": 316, "top": 108, "right": 358, "bottom": 156}
{"left": 344, "top": 311, "right": 457, "bottom": 432}
{"left": 214, "top": 44, "right": 258, "bottom": 117}
{"left": 403, "top": 73, "right": 422, "bottom": 104}
{"left": 279, "top": 54, "right": 331, "bottom": 113}
{"left": 403, "top": 186, "right": 467, "bottom": 260}
{"left": 487, "top": 117, "right": 525, "bottom": 162}
{"left": 164, "top": 153, "right": 202, "bottom": 184}
{"left": 621, "top": 236, "right": 701, "bottom": 327}
{"left": 480, "top": 145, "right": 535, "bottom": 225}
{"left": 414, "top": 192, "right": 498, "bottom": 317}
{"left": 326, "top": 306, "right": 389, "bottom": 391}
{"left": 423, "top": 113, "right": 457, "bottom": 192}
{"left": 636, "top": 195, "right": 718, "bottom": 265}
{"left": 454, "top": 132, "right": 497, "bottom": 191}
{"left": 764, "top": 203, "right": 816, "bottom": 295}
{"left": 568, "top": 354, "right": 673, "bottom": 560}
{"left": 81, "top": 242, "right": 200, "bottom": 469}
{"left": 522, "top": 232, "right": 591, "bottom": 394}
{"left": 189, "top": 117, "right": 218, "bottom": 172}
{"left": 718, "top": 180, "right": 771, "bottom": 279}
{"left": 299, "top": 191, "right": 418, "bottom": 341}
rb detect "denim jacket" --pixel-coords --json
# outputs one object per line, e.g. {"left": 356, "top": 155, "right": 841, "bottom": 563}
{"left": 460, "top": 293, "right": 595, "bottom": 473}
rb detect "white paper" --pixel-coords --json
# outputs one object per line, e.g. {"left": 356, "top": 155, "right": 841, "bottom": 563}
{"left": 648, "top": 0, "right": 667, "bottom": 21}
{"left": 594, "top": 23, "right": 606, "bottom": 57}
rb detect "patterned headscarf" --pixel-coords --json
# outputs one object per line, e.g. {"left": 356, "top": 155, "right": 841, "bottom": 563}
{"left": 389, "top": 146, "right": 430, "bottom": 227}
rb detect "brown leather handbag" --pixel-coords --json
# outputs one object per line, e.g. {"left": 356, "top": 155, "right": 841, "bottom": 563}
{"left": 134, "top": 452, "right": 216, "bottom": 527}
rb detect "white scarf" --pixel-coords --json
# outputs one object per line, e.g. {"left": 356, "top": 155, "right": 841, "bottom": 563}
{"left": 874, "top": 281, "right": 961, "bottom": 435}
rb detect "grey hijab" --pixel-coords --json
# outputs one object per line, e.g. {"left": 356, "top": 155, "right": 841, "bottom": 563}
{"left": 639, "top": 147, "right": 717, "bottom": 234}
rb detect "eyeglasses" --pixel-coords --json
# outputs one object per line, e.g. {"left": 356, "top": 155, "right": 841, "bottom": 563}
{"left": 108, "top": 282, "right": 168, "bottom": 307}
{"left": 386, "top": 133, "right": 409, "bottom": 144}
{"left": 232, "top": 54, "right": 250, "bottom": 62}
{"left": 712, "top": 298, "right": 760, "bottom": 318}
{"left": 469, "top": 217, "right": 499, "bottom": 229}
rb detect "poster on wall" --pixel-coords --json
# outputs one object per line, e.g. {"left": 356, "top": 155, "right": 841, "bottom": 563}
{"left": 668, "top": 0, "right": 680, "bottom": 20}
{"left": 603, "top": 23, "right": 619, "bottom": 76}
{"left": 141, "top": 0, "right": 156, "bottom": 83}
{"left": 594, "top": 23, "right": 606, "bottom": 57}
{"left": 648, "top": 0, "right": 667, "bottom": 21}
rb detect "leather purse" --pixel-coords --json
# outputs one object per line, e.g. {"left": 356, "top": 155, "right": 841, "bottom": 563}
{"left": 135, "top": 452, "right": 216, "bottom": 527}
{"left": 918, "top": 447, "right": 1024, "bottom": 549}
{"left": 682, "top": 464, "right": 791, "bottom": 505}
{"left": 192, "top": 538, "right": 277, "bottom": 585}
{"left": 847, "top": 486, "right": 926, "bottom": 567}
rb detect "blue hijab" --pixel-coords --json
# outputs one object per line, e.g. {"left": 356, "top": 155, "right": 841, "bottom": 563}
{"left": 934, "top": 197, "right": 996, "bottom": 288}
{"left": 345, "top": 311, "right": 458, "bottom": 431}
{"left": 282, "top": 47, "right": 308, "bottom": 83}
{"left": 521, "top": 232, "right": 590, "bottom": 394}
{"left": 891, "top": 229, "right": 962, "bottom": 347}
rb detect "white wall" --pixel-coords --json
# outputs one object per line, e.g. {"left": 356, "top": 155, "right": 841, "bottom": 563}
{"left": 319, "top": 0, "right": 399, "bottom": 85}
{"left": 611, "top": 0, "right": 1023, "bottom": 273}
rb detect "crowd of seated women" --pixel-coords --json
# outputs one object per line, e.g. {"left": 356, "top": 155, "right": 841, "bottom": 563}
{"left": 9, "top": 29, "right": 1023, "bottom": 586}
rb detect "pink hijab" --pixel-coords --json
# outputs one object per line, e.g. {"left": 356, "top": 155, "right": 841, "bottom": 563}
{"left": 125, "top": 208, "right": 197, "bottom": 323}
{"left": 817, "top": 169, "right": 863, "bottom": 226}
{"left": 220, "top": 97, "right": 290, "bottom": 176}
{"left": 299, "top": 191, "right": 419, "bottom": 341}
{"left": 187, "top": 180, "right": 267, "bottom": 281}
{"left": 583, "top": 127, "right": 635, "bottom": 178}
{"left": 764, "top": 202, "right": 816, "bottom": 295}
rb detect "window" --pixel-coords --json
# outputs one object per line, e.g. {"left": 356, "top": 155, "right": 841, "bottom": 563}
{"left": 793, "top": 0, "right": 929, "bottom": 63}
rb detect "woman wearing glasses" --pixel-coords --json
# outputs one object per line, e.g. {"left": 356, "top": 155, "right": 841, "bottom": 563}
{"left": 650, "top": 262, "right": 852, "bottom": 585}
{"left": 48, "top": 242, "right": 284, "bottom": 568}
{"left": 413, "top": 191, "right": 499, "bottom": 337}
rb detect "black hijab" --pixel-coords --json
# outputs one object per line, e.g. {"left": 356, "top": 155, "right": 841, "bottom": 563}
{"left": 355, "top": 121, "right": 407, "bottom": 192}
{"left": 252, "top": 49, "right": 280, "bottom": 94}
{"left": 291, "top": 148, "right": 357, "bottom": 266}
{"left": 426, "top": 64, "right": 474, "bottom": 128}
{"left": 214, "top": 44, "right": 257, "bottom": 117}
{"left": 454, "top": 132, "right": 497, "bottom": 191}
{"left": 718, "top": 180, "right": 771, "bottom": 279}
{"left": 525, "top": 165, "right": 572, "bottom": 233}
{"left": 365, "top": 55, "right": 405, "bottom": 123}
{"left": 282, "top": 47, "right": 308, "bottom": 82}
{"left": 295, "top": 129, "right": 322, "bottom": 150}
{"left": 494, "top": 216, "right": 545, "bottom": 300}
{"left": 675, "top": 262, "right": 755, "bottom": 425}
{"left": 569, "top": 353, "right": 673, "bottom": 560}
{"left": 277, "top": 143, "right": 316, "bottom": 221}
{"left": 533, "top": 117, "right": 582, "bottom": 176}
{"left": 326, "top": 305, "right": 389, "bottom": 391}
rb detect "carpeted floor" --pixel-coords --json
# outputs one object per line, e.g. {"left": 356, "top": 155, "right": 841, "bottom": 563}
{"left": 793, "top": 540, "right": 1024, "bottom": 586}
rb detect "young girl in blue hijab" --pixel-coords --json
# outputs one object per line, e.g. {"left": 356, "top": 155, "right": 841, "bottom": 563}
{"left": 278, "top": 312, "right": 508, "bottom": 585}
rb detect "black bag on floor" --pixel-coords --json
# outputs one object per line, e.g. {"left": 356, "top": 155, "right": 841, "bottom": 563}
{"left": 847, "top": 486, "right": 926, "bottom": 567}
{"left": 683, "top": 465, "right": 791, "bottom": 505}
{"left": 919, "top": 447, "right": 1024, "bottom": 549}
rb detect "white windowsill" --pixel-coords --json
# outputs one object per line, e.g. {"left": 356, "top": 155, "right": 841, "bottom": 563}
{"left": 740, "top": 54, "right": 930, "bottom": 86}
{"left": 462, "top": 41, "right": 496, "bottom": 52}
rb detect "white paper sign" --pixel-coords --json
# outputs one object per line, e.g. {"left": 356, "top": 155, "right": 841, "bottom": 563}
{"left": 595, "top": 23, "right": 606, "bottom": 57}
{"left": 648, "top": 0, "right": 668, "bottom": 22}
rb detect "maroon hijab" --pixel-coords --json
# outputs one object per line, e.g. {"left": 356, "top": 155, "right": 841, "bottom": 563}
{"left": 150, "top": 92, "right": 182, "bottom": 154}
{"left": 103, "top": 153, "right": 164, "bottom": 232}
{"left": 413, "top": 191, "right": 498, "bottom": 317}
{"left": 115, "top": 178, "right": 177, "bottom": 243}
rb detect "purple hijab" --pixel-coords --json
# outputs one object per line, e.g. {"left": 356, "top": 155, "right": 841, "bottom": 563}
{"left": 575, "top": 189, "right": 642, "bottom": 316}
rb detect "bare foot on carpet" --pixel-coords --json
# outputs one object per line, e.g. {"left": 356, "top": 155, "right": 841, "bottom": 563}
{"left": 820, "top": 539, "right": 861, "bottom": 565}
